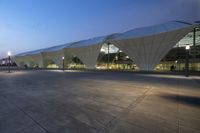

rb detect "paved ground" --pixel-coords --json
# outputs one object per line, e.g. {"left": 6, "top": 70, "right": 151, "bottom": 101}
{"left": 0, "top": 70, "right": 200, "bottom": 133}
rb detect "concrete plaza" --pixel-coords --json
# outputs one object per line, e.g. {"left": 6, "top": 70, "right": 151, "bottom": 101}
{"left": 0, "top": 70, "right": 200, "bottom": 133}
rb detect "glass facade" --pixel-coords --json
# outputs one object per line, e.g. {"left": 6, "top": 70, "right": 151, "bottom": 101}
{"left": 157, "top": 27, "right": 200, "bottom": 71}
{"left": 175, "top": 27, "right": 200, "bottom": 47}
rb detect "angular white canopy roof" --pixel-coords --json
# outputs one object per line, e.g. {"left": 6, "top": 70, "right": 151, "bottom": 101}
{"left": 16, "top": 21, "right": 195, "bottom": 57}
{"left": 14, "top": 20, "right": 197, "bottom": 70}
{"left": 110, "top": 21, "right": 193, "bottom": 41}
{"left": 69, "top": 35, "right": 108, "bottom": 48}
{"left": 108, "top": 21, "right": 195, "bottom": 70}
{"left": 65, "top": 35, "right": 109, "bottom": 68}
{"left": 16, "top": 42, "right": 73, "bottom": 56}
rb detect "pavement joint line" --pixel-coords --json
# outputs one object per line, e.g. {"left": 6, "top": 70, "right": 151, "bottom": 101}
{"left": 125, "top": 120, "right": 155, "bottom": 133}
{"left": 83, "top": 103, "right": 118, "bottom": 117}
{"left": 91, "top": 99, "right": 127, "bottom": 109}
{"left": 1, "top": 90, "right": 100, "bottom": 133}
{"left": 177, "top": 77, "right": 180, "bottom": 133}
{"left": 52, "top": 101, "right": 102, "bottom": 131}
{"left": 97, "top": 87, "right": 153, "bottom": 133}
{"left": 15, "top": 121, "right": 44, "bottom": 133}
{"left": 1, "top": 95, "right": 51, "bottom": 133}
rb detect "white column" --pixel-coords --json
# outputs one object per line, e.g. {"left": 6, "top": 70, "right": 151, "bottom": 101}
{"left": 111, "top": 26, "right": 193, "bottom": 71}
{"left": 68, "top": 44, "right": 102, "bottom": 69}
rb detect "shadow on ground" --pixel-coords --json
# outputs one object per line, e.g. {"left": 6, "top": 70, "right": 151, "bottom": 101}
{"left": 160, "top": 93, "right": 200, "bottom": 107}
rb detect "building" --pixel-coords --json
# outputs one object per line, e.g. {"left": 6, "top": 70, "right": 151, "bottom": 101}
{"left": 12, "top": 21, "right": 200, "bottom": 71}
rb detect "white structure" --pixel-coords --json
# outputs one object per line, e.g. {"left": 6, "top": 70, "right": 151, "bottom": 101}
{"left": 13, "top": 21, "right": 197, "bottom": 71}
{"left": 41, "top": 43, "right": 73, "bottom": 68}
{"left": 109, "top": 21, "right": 195, "bottom": 70}
{"left": 66, "top": 36, "right": 107, "bottom": 69}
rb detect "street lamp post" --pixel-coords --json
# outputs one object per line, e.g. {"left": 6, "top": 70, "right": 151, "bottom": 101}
{"left": 7, "top": 51, "right": 11, "bottom": 73}
{"left": 62, "top": 56, "right": 65, "bottom": 71}
{"left": 175, "top": 60, "right": 178, "bottom": 71}
{"left": 193, "top": 28, "right": 196, "bottom": 71}
{"left": 107, "top": 43, "right": 110, "bottom": 69}
{"left": 185, "top": 45, "right": 190, "bottom": 77}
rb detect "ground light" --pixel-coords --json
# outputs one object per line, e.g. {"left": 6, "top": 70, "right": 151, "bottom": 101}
{"left": 185, "top": 45, "right": 190, "bottom": 77}
{"left": 7, "top": 51, "right": 11, "bottom": 73}
{"left": 62, "top": 56, "right": 65, "bottom": 71}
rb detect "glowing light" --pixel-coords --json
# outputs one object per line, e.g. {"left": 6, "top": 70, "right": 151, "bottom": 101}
{"left": 126, "top": 56, "right": 129, "bottom": 59}
{"left": 185, "top": 45, "right": 190, "bottom": 50}
{"left": 7, "top": 51, "right": 11, "bottom": 56}
{"left": 62, "top": 56, "right": 65, "bottom": 60}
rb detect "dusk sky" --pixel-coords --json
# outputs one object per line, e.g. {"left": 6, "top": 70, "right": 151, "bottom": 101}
{"left": 0, "top": 0, "right": 199, "bottom": 58}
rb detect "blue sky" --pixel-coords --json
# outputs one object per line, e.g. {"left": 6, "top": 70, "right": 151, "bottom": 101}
{"left": 0, "top": 0, "right": 199, "bottom": 58}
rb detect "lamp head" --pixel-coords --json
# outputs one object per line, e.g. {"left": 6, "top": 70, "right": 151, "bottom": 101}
{"left": 62, "top": 56, "right": 65, "bottom": 60}
{"left": 7, "top": 51, "right": 11, "bottom": 56}
{"left": 185, "top": 45, "right": 190, "bottom": 50}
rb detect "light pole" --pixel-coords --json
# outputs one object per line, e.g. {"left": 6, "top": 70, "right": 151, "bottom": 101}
{"left": 185, "top": 45, "right": 190, "bottom": 77}
{"left": 193, "top": 28, "right": 196, "bottom": 71}
{"left": 107, "top": 43, "right": 110, "bottom": 69}
{"left": 7, "top": 51, "right": 11, "bottom": 73}
{"left": 62, "top": 56, "right": 65, "bottom": 71}
{"left": 175, "top": 60, "right": 178, "bottom": 71}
